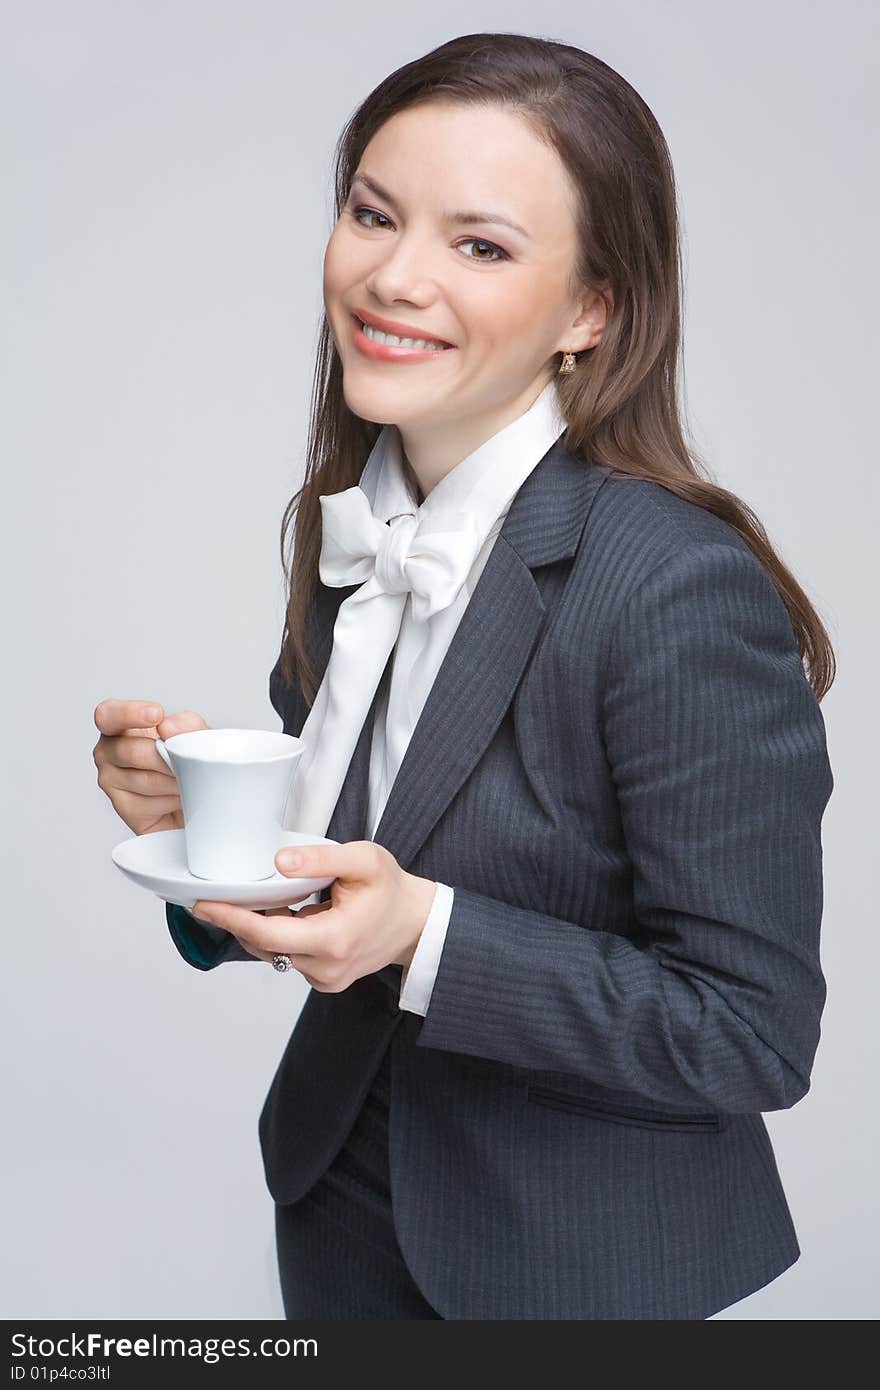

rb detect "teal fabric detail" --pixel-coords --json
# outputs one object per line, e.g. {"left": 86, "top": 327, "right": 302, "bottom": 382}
{"left": 166, "top": 901, "right": 227, "bottom": 971}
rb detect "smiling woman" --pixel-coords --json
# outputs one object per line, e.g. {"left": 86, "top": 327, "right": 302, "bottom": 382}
{"left": 151, "top": 30, "right": 835, "bottom": 1324}
{"left": 321, "top": 99, "right": 606, "bottom": 496}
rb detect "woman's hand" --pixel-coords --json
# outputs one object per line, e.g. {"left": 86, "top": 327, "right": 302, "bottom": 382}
{"left": 192, "top": 841, "right": 438, "bottom": 990}
{"left": 92, "top": 698, "right": 209, "bottom": 835}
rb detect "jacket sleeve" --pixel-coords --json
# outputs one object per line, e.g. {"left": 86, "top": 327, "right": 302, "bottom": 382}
{"left": 413, "top": 541, "right": 835, "bottom": 1114}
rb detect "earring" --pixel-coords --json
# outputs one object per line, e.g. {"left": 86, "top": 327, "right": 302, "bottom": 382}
{"left": 558, "top": 351, "right": 577, "bottom": 375}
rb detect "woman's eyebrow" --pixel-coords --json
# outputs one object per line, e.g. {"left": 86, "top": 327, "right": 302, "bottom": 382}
{"left": 349, "top": 172, "right": 531, "bottom": 240}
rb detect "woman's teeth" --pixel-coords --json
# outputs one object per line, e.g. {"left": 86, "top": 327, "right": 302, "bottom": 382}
{"left": 359, "top": 320, "right": 450, "bottom": 350}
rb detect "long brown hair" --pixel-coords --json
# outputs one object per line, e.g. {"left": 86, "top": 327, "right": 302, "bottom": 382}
{"left": 278, "top": 32, "right": 836, "bottom": 707}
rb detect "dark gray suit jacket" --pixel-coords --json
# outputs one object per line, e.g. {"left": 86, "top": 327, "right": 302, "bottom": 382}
{"left": 167, "top": 440, "right": 834, "bottom": 1320}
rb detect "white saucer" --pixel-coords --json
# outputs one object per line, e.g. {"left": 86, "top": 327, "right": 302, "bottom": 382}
{"left": 111, "top": 828, "right": 338, "bottom": 911}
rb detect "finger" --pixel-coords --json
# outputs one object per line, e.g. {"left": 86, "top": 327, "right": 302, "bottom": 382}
{"left": 98, "top": 764, "right": 183, "bottom": 797}
{"left": 107, "top": 715, "right": 208, "bottom": 776}
{"left": 155, "top": 710, "right": 210, "bottom": 740}
{"left": 105, "top": 734, "right": 179, "bottom": 776}
{"left": 246, "top": 945, "right": 299, "bottom": 967}
{"left": 191, "top": 899, "right": 332, "bottom": 957}
{"left": 94, "top": 699, "right": 166, "bottom": 737}
{"left": 274, "top": 839, "right": 384, "bottom": 885}
{"left": 257, "top": 947, "right": 320, "bottom": 985}
{"left": 252, "top": 943, "right": 320, "bottom": 982}
{"left": 106, "top": 786, "right": 183, "bottom": 819}
{"left": 235, "top": 940, "right": 276, "bottom": 962}
{"left": 217, "top": 934, "right": 289, "bottom": 967}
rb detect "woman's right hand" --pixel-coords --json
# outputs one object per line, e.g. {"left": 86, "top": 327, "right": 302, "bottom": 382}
{"left": 92, "top": 698, "right": 209, "bottom": 835}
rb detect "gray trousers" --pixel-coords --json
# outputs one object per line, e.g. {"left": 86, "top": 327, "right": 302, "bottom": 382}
{"left": 274, "top": 1042, "right": 442, "bottom": 1320}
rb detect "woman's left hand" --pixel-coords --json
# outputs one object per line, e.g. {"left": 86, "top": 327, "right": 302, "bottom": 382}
{"left": 191, "top": 841, "right": 438, "bottom": 991}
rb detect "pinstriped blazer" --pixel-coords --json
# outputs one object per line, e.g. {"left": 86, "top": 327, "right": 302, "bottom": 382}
{"left": 167, "top": 438, "right": 834, "bottom": 1320}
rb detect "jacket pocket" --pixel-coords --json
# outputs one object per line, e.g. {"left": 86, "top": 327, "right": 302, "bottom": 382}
{"left": 527, "top": 1083, "right": 724, "bottom": 1133}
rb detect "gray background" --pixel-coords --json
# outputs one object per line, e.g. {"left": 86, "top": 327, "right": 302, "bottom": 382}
{"left": 2, "top": 0, "right": 875, "bottom": 1320}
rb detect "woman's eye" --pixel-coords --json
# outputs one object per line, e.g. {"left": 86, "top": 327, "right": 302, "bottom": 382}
{"left": 348, "top": 206, "right": 509, "bottom": 263}
{"left": 350, "top": 206, "right": 390, "bottom": 231}
{"left": 457, "top": 237, "right": 509, "bottom": 263}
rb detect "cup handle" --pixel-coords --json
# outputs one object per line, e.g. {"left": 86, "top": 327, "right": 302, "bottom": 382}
{"left": 155, "top": 738, "right": 172, "bottom": 770}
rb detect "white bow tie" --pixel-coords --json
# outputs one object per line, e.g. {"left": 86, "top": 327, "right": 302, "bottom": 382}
{"left": 318, "top": 485, "right": 484, "bottom": 621}
{"left": 282, "top": 484, "right": 488, "bottom": 836}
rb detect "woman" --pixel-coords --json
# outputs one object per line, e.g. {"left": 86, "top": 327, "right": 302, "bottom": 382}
{"left": 93, "top": 33, "right": 835, "bottom": 1320}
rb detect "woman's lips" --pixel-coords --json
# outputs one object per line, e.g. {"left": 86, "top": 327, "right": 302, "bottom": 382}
{"left": 350, "top": 313, "right": 455, "bottom": 363}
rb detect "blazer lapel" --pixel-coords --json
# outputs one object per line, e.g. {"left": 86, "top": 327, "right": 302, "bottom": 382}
{"left": 315, "top": 440, "right": 610, "bottom": 869}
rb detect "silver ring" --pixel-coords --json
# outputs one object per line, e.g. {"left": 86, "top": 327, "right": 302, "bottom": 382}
{"left": 272, "top": 953, "right": 294, "bottom": 973}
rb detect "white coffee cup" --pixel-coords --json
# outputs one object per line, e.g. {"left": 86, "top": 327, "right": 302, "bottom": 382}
{"left": 155, "top": 728, "right": 304, "bottom": 881}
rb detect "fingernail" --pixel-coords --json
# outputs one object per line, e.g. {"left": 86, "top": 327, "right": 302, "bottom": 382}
{"left": 278, "top": 850, "right": 303, "bottom": 870}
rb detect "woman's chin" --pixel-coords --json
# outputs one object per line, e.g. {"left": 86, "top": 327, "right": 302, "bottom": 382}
{"left": 341, "top": 377, "right": 428, "bottom": 427}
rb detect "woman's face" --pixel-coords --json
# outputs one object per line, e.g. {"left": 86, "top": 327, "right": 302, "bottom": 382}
{"left": 323, "top": 101, "right": 605, "bottom": 475}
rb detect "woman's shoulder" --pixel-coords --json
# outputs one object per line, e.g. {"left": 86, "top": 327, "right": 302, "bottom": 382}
{"left": 593, "top": 464, "right": 750, "bottom": 550}
{"left": 583, "top": 462, "right": 758, "bottom": 592}
{"left": 563, "top": 459, "right": 797, "bottom": 652}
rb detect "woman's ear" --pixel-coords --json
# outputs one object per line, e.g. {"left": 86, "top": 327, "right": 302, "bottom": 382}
{"left": 568, "top": 284, "right": 612, "bottom": 353}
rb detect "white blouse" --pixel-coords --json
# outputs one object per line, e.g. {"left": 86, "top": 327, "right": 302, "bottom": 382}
{"left": 355, "top": 381, "right": 568, "bottom": 1013}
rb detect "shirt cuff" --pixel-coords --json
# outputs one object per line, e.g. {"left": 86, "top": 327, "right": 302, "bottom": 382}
{"left": 398, "top": 881, "right": 454, "bottom": 1016}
